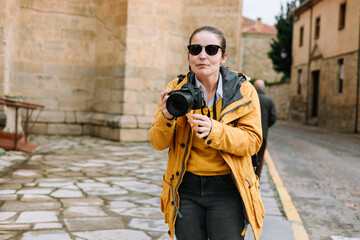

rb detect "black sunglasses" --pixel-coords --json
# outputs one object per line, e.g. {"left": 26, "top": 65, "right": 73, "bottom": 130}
{"left": 187, "top": 44, "right": 223, "bottom": 56}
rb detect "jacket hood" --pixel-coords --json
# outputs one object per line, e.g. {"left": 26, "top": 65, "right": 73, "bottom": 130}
{"left": 185, "top": 66, "right": 248, "bottom": 111}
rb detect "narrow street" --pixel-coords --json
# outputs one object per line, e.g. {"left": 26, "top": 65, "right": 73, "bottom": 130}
{"left": 0, "top": 136, "right": 169, "bottom": 240}
{"left": 268, "top": 121, "right": 360, "bottom": 240}
{"left": 0, "top": 121, "right": 359, "bottom": 240}
{"left": 0, "top": 134, "right": 291, "bottom": 240}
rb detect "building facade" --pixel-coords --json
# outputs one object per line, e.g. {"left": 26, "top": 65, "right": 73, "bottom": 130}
{"left": 290, "top": 0, "right": 360, "bottom": 132}
{"left": 240, "top": 17, "right": 283, "bottom": 82}
{"left": 0, "top": 0, "right": 243, "bottom": 141}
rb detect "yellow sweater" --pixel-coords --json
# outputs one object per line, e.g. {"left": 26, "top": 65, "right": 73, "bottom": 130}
{"left": 187, "top": 99, "right": 230, "bottom": 176}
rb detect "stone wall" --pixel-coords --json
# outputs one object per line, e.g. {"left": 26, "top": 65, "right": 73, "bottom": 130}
{"left": 266, "top": 83, "right": 291, "bottom": 120}
{"left": 316, "top": 52, "right": 359, "bottom": 132}
{"left": 185, "top": 0, "right": 242, "bottom": 69}
{"left": 0, "top": 0, "right": 6, "bottom": 111}
{"left": 290, "top": 52, "right": 359, "bottom": 132}
{"left": 1, "top": 0, "right": 244, "bottom": 141}
{"left": 2, "top": 0, "right": 97, "bottom": 136}
{"left": 240, "top": 33, "right": 283, "bottom": 82}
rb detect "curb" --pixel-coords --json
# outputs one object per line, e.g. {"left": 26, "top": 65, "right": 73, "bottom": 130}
{"left": 265, "top": 150, "right": 309, "bottom": 240}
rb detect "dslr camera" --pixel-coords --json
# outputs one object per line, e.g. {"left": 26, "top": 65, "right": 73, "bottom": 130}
{"left": 166, "top": 83, "right": 203, "bottom": 117}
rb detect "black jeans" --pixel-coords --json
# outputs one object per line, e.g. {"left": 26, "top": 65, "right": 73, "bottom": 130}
{"left": 175, "top": 172, "right": 245, "bottom": 240}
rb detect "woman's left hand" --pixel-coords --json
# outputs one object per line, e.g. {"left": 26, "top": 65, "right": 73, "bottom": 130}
{"left": 188, "top": 114, "right": 212, "bottom": 139}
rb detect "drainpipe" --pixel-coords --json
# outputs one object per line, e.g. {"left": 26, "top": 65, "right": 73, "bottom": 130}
{"left": 305, "top": 6, "right": 313, "bottom": 123}
{"left": 355, "top": 17, "right": 360, "bottom": 133}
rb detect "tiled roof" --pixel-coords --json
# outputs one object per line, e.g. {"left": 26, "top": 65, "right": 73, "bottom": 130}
{"left": 242, "top": 16, "right": 277, "bottom": 35}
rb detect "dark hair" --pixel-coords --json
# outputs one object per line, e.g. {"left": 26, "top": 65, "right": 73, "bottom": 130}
{"left": 189, "top": 26, "right": 227, "bottom": 57}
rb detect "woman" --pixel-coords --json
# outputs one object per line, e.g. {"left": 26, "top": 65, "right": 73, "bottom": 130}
{"left": 150, "top": 26, "right": 264, "bottom": 240}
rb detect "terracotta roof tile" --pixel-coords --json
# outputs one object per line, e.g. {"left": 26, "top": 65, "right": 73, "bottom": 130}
{"left": 242, "top": 16, "right": 277, "bottom": 35}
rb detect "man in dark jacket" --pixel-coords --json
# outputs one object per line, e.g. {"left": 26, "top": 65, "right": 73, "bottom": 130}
{"left": 254, "top": 79, "right": 277, "bottom": 178}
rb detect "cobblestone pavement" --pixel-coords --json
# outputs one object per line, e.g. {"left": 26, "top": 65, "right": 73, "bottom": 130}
{"left": 0, "top": 135, "right": 292, "bottom": 240}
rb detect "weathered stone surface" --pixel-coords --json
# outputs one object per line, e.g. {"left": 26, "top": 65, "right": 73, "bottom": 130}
{"left": 62, "top": 206, "right": 107, "bottom": 217}
{"left": 21, "top": 230, "right": 72, "bottom": 240}
{"left": 60, "top": 197, "right": 104, "bottom": 207}
{"left": 73, "top": 229, "right": 151, "bottom": 240}
{"left": 1, "top": 201, "right": 61, "bottom": 211}
{"left": 33, "top": 223, "right": 63, "bottom": 230}
{"left": 51, "top": 189, "right": 84, "bottom": 198}
{"left": 64, "top": 217, "right": 125, "bottom": 231}
{"left": 0, "top": 134, "right": 297, "bottom": 239}
{"left": 128, "top": 218, "right": 168, "bottom": 232}
{"left": 16, "top": 211, "right": 58, "bottom": 223}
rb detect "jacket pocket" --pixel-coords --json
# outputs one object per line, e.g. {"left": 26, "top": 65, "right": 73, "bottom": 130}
{"left": 244, "top": 173, "right": 264, "bottom": 228}
{"left": 160, "top": 174, "right": 171, "bottom": 223}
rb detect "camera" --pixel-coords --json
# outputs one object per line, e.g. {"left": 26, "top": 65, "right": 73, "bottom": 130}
{"left": 166, "top": 83, "right": 203, "bottom": 117}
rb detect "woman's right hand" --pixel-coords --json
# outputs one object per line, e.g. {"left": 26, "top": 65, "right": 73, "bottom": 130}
{"left": 160, "top": 89, "right": 174, "bottom": 120}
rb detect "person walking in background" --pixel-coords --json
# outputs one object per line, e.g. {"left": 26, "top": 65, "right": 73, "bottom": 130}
{"left": 253, "top": 79, "right": 277, "bottom": 179}
{"left": 150, "top": 26, "right": 264, "bottom": 240}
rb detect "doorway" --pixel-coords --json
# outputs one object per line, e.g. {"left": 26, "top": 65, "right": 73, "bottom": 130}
{"left": 311, "top": 70, "right": 320, "bottom": 118}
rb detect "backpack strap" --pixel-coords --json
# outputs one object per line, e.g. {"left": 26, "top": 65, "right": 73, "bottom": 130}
{"left": 177, "top": 74, "right": 186, "bottom": 84}
{"left": 177, "top": 72, "right": 195, "bottom": 85}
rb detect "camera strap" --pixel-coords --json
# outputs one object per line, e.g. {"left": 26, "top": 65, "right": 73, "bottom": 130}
{"left": 200, "top": 81, "right": 218, "bottom": 121}
{"left": 179, "top": 71, "right": 219, "bottom": 121}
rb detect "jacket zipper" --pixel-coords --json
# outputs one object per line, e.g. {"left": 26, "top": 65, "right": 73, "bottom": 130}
{"left": 171, "top": 127, "right": 192, "bottom": 220}
{"left": 219, "top": 100, "right": 252, "bottom": 122}
{"left": 229, "top": 169, "right": 249, "bottom": 236}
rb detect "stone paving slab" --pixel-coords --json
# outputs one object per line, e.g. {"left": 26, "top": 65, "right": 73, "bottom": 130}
{"left": 0, "top": 136, "right": 294, "bottom": 240}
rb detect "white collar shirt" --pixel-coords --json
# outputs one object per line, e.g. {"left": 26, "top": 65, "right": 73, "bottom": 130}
{"left": 195, "top": 73, "right": 223, "bottom": 107}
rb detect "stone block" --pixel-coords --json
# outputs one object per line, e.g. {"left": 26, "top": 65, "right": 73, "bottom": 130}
{"left": 75, "top": 111, "right": 92, "bottom": 123}
{"left": 119, "top": 115, "right": 137, "bottom": 128}
{"left": 111, "top": 90, "right": 124, "bottom": 102}
{"left": 58, "top": 100, "right": 88, "bottom": 111}
{"left": 123, "top": 90, "right": 137, "bottom": 103}
{"left": 119, "top": 129, "right": 148, "bottom": 142}
{"left": 90, "top": 113, "right": 108, "bottom": 126}
{"left": 107, "top": 102, "right": 123, "bottom": 114}
{"left": 72, "top": 65, "right": 96, "bottom": 77}
{"left": 38, "top": 111, "right": 65, "bottom": 123}
{"left": 30, "top": 123, "right": 48, "bottom": 135}
{"left": 95, "top": 89, "right": 111, "bottom": 102}
{"left": 123, "top": 103, "right": 144, "bottom": 116}
{"left": 33, "top": 74, "right": 57, "bottom": 89}
{"left": 58, "top": 77, "right": 85, "bottom": 89}
{"left": 47, "top": 124, "right": 83, "bottom": 135}
{"left": 25, "top": 62, "right": 44, "bottom": 73}
{"left": 144, "top": 103, "right": 158, "bottom": 117}
{"left": 89, "top": 125, "right": 100, "bottom": 137}
{"left": 124, "top": 77, "right": 145, "bottom": 91}
{"left": 24, "top": 97, "right": 57, "bottom": 110}
{"left": 21, "top": 230, "right": 72, "bottom": 240}
{"left": 44, "top": 63, "right": 73, "bottom": 77}
{"left": 1, "top": 201, "right": 61, "bottom": 211}
{"left": 64, "top": 216, "right": 125, "bottom": 231}
{"left": 82, "top": 124, "right": 91, "bottom": 135}
{"left": 136, "top": 116, "right": 154, "bottom": 128}
{"left": 65, "top": 111, "right": 76, "bottom": 123}
{"left": 63, "top": 206, "right": 107, "bottom": 218}
{"left": 99, "top": 126, "right": 119, "bottom": 141}
{"left": 19, "top": 85, "right": 43, "bottom": 98}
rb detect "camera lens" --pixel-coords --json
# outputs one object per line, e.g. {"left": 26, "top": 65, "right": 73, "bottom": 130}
{"left": 166, "top": 92, "right": 194, "bottom": 117}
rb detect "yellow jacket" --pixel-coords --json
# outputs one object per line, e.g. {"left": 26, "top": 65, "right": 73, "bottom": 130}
{"left": 150, "top": 66, "right": 264, "bottom": 240}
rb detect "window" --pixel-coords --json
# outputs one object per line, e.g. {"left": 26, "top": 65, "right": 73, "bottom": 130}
{"left": 338, "top": 59, "right": 344, "bottom": 93}
{"left": 299, "top": 26, "right": 304, "bottom": 47}
{"left": 339, "top": 3, "right": 346, "bottom": 30}
{"left": 297, "top": 69, "right": 302, "bottom": 95}
{"left": 315, "top": 17, "right": 320, "bottom": 39}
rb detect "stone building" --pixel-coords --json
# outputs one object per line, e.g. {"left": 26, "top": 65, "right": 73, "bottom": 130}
{"left": 290, "top": 0, "right": 360, "bottom": 132}
{"left": 239, "top": 17, "right": 283, "bottom": 82}
{"left": 0, "top": 0, "right": 243, "bottom": 141}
